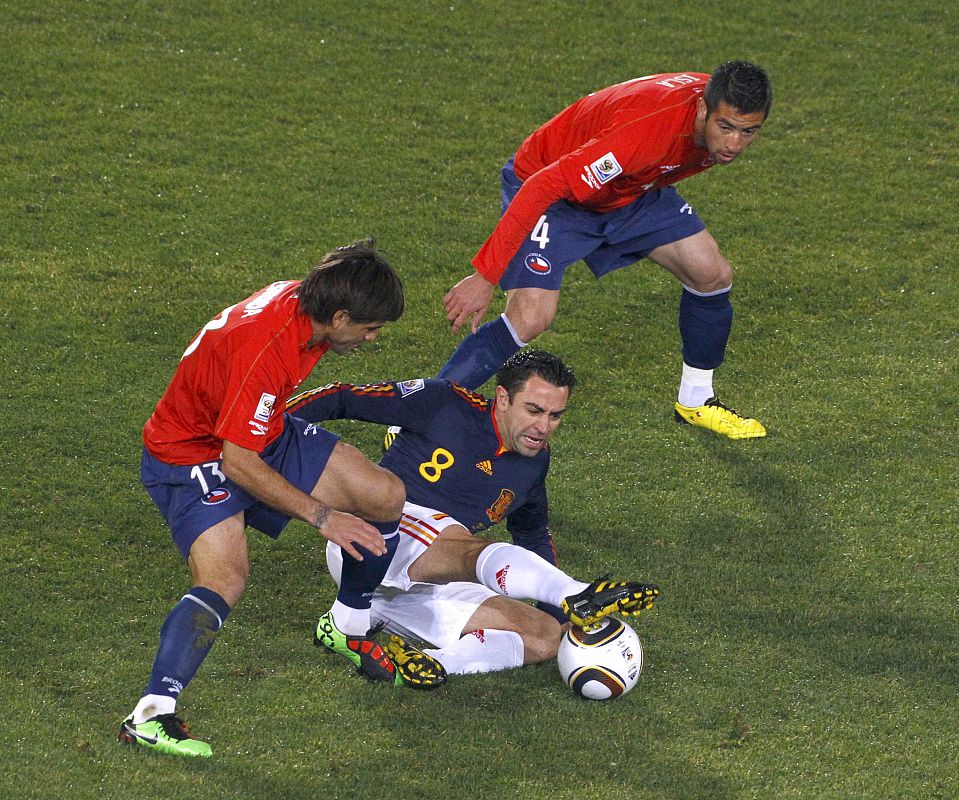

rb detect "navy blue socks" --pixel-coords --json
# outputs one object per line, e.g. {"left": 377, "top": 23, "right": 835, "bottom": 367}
{"left": 437, "top": 314, "right": 524, "bottom": 390}
{"left": 143, "top": 586, "right": 232, "bottom": 702}
{"left": 678, "top": 286, "right": 732, "bottom": 370}
{"left": 336, "top": 519, "right": 400, "bottom": 612}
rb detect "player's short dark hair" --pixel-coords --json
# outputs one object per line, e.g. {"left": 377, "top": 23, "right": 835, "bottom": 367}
{"left": 299, "top": 238, "right": 404, "bottom": 324}
{"left": 705, "top": 61, "right": 772, "bottom": 118}
{"left": 496, "top": 349, "right": 577, "bottom": 401}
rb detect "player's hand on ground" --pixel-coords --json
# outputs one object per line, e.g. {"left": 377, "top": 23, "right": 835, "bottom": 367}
{"left": 444, "top": 272, "right": 495, "bottom": 334}
{"left": 314, "top": 509, "right": 386, "bottom": 560}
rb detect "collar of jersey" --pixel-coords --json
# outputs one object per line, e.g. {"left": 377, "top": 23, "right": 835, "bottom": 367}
{"left": 490, "top": 403, "right": 509, "bottom": 457}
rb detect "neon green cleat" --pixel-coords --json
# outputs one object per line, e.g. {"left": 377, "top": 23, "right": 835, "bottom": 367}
{"left": 384, "top": 635, "right": 447, "bottom": 690}
{"left": 674, "top": 396, "right": 767, "bottom": 440}
{"left": 314, "top": 611, "right": 401, "bottom": 685}
{"left": 562, "top": 576, "right": 661, "bottom": 628}
{"left": 118, "top": 714, "right": 212, "bottom": 758}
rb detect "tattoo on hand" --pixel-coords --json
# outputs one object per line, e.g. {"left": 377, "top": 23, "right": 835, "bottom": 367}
{"left": 311, "top": 505, "right": 331, "bottom": 530}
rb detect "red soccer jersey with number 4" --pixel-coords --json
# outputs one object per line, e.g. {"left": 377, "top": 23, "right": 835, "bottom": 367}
{"left": 144, "top": 280, "right": 327, "bottom": 465}
{"left": 473, "top": 72, "right": 714, "bottom": 283}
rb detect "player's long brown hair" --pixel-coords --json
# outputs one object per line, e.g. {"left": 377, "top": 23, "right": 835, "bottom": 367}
{"left": 300, "top": 238, "right": 404, "bottom": 324}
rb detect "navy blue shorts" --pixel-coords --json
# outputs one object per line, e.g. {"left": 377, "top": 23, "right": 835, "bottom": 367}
{"left": 141, "top": 414, "right": 340, "bottom": 560}
{"left": 498, "top": 157, "right": 707, "bottom": 291}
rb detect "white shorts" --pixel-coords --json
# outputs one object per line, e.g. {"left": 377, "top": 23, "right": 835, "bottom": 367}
{"left": 325, "top": 502, "right": 498, "bottom": 648}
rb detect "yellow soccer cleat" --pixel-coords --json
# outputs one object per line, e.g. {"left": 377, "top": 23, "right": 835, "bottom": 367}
{"left": 674, "top": 396, "right": 767, "bottom": 440}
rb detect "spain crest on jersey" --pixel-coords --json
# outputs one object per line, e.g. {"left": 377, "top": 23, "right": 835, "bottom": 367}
{"left": 486, "top": 488, "right": 516, "bottom": 523}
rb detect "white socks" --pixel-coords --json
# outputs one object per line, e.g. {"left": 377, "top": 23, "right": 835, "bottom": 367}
{"left": 424, "top": 628, "right": 524, "bottom": 674}
{"left": 330, "top": 600, "right": 372, "bottom": 636}
{"left": 474, "top": 542, "right": 587, "bottom": 607}
{"left": 131, "top": 693, "right": 177, "bottom": 724}
{"left": 678, "top": 362, "right": 714, "bottom": 407}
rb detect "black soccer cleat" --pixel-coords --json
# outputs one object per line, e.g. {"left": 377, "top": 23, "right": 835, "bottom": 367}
{"left": 561, "top": 576, "right": 661, "bottom": 627}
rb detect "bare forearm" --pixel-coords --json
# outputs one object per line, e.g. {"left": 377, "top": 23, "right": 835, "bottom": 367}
{"left": 219, "top": 440, "right": 387, "bottom": 559}
{"left": 221, "top": 440, "right": 328, "bottom": 526}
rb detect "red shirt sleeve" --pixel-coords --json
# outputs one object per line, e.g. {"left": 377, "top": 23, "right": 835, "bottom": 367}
{"left": 471, "top": 164, "right": 573, "bottom": 283}
{"left": 471, "top": 114, "right": 678, "bottom": 284}
{"left": 213, "top": 335, "right": 294, "bottom": 452}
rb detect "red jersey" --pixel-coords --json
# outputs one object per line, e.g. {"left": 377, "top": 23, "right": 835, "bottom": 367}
{"left": 144, "top": 280, "right": 328, "bottom": 465}
{"left": 473, "top": 72, "right": 714, "bottom": 283}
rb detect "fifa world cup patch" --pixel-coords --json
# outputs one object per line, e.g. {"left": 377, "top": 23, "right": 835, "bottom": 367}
{"left": 398, "top": 379, "right": 425, "bottom": 397}
{"left": 253, "top": 392, "right": 277, "bottom": 423}
{"left": 589, "top": 151, "right": 623, "bottom": 184}
{"left": 524, "top": 253, "right": 551, "bottom": 275}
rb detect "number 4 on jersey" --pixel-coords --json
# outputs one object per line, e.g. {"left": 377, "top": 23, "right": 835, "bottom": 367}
{"left": 531, "top": 215, "right": 550, "bottom": 249}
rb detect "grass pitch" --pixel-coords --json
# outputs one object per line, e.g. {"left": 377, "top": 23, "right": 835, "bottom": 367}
{"left": 1, "top": 2, "right": 956, "bottom": 799}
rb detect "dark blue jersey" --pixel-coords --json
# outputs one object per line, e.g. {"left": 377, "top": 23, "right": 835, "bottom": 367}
{"left": 286, "top": 378, "right": 557, "bottom": 565}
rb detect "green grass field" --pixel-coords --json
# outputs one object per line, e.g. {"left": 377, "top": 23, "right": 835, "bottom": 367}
{"left": 1, "top": 2, "right": 956, "bottom": 798}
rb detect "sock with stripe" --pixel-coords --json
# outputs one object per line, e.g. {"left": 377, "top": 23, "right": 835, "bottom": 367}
{"left": 437, "top": 313, "right": 526, "bottom": 390}
{"left": 133, "top": 586, "right": 231, "bottom": 723}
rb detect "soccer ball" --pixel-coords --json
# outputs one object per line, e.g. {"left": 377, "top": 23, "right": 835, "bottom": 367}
{"left": 557, "top": 617, "right": 643, "bottom": 700}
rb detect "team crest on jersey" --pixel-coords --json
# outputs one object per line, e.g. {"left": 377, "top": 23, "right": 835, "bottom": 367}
{"left": 524, "top": 253, "right": 551, "bottom": 275}
{"left": 398, "top": 379, "right": 425, "bottom": 397}
{"left": 201, "top": 488, "right": 231, "bottom": 505}
{"left": 486, "top": 488, "right": 516, "bottom": 523}
{"left": 254, "top": 392, "right": 276, "bottom": 423}
{"left": 589, "top": 151, "right": 623, "bottom": 184}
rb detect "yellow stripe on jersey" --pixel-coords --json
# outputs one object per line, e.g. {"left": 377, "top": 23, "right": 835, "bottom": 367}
{"left": 450, "top": 384, "right": 490, "bottom": 410}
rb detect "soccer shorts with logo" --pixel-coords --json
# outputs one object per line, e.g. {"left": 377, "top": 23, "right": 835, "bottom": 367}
{"left": 325, "top": 502, "right": 497, "bottom": 648}
{"left": 497, "top": 156, "right": 707, "bottom": 291}
{"left": 142, "top": 414, "right": 340, "bottom": 559}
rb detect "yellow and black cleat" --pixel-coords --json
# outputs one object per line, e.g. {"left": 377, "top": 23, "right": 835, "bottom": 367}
{"left": 384, "top": 635, "right": 447, "bottom": 690}
{"left": 562, "top": 577, "right": 661, "bottom": 628}
{"left": 382, "top": 425, "right": 402, "bottom": 453}
{"left": 674, "top": 396, "right": 766, "bottom": 440}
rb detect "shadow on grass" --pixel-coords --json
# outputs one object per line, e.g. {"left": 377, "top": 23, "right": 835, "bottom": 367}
{"left": 679, "top": 442, "right": 957, "bottom": 703}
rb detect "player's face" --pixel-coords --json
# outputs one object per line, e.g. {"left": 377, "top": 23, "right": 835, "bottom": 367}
{"left": 324, "top": 312, "right": 386, "bottom": 354}
{"left": 695, "top": 98, "right": 765, "bottom": 165}
{"left": 495, "top": 375, "right": 570, "bottom": 458}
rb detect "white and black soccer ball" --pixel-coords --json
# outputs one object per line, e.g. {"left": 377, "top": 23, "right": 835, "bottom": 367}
{"left": 557, "top": 617, "right": 643, "bottom": 700}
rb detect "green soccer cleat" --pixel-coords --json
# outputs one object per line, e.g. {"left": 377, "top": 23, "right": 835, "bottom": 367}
{"left": 562, "top": 576, "right": 661, "bottom": 628}
{"left": 118, "top": 714, "right": 212, "bottom": 758}
{"left": 314, "top": 611, "right": 401, "bottom": 685}
{"left": 384, "top": 635, "right": 448, "bottom": 690}
{"left": 674, "top": 396, "right": 767, "bottom": 440}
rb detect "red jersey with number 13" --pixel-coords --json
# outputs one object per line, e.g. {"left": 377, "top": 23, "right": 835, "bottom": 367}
{"left": 473, "top": 72, "right": 713, "bottom": 283}
{"left": 144, "top": 280, "right": 327, "bottom": 465}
